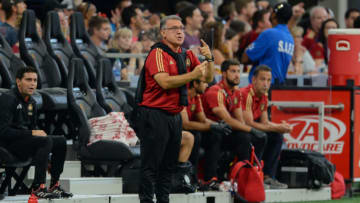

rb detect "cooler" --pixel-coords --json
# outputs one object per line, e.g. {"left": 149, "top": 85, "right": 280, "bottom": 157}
{"left": 328, "top": 29, "right": 360, "bottom": 86}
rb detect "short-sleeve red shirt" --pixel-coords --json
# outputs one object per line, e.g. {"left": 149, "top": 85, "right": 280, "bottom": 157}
{"left": 140, "top": 46, "right": 200, "bottom": 114}
{"left": 309, "top": 42, "right": 324, "bottom": 60}
{"left": 302, "top": 28, "right": 318, "bottom": 51}
{"left": 202, "top": 80, "right": 242, "bottom": 122}
{"left": 186, "top": 95, "right": 203, "bottom": 121}
{"left": 240, "top": 84, "right": 268, "bottom": 121}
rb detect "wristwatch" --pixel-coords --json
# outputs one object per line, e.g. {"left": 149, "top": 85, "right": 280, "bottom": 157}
{"left": 205, "top": 55, "right": 214, "bottom": 62}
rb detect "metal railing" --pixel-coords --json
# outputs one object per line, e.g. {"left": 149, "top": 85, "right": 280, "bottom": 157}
{"left": 105, "top": 53, "right": 147, "bottom": 59}
{"left": 269, "top": 101, "right": 344, "bottom": 154}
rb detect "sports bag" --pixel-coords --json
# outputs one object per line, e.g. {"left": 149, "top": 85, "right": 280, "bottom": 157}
{"left": 230, "top": 146, "right": 265, "bottom": 203}
{"left": 278, "top": 149, "right": 335, "bottom": 189}
{"left": 330, "top": 171, "right": 345, "bottom": 199}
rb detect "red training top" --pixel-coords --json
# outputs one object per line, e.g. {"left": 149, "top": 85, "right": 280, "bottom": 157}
{"left": 202, "top": 80, "right": 242, "bottom": 122}
{"left": 240, "top": 84, "right": 268, "bottom": 121}
{"left": 140, "top": 47, "right": 200, "bottom": 114}
{"left": 186, "top": 95, "right": 203, "bottom": 121}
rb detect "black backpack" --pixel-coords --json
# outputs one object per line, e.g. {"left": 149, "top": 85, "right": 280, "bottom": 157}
{"left": 278, "top": 149, "right": 335, "bottom": 189}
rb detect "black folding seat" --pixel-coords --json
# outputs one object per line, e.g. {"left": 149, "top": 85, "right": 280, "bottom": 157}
{"left": 96, "top": 58, "right": 132, "bottom": 117}
{"left": 0, "top": 148, "right": 32, "bottom": 196}
{"left": 0, "top": 54, "right": 33, "bottom": 196}
{"left": 70, "top": 12, "right": 102, "bottom": 88}
{"left": 44, "top": 11, "right": 79, "bottom": 88}
{"left": 0, "top": 32, "right": 42, "bottom": 108}
{"left": 19, "top": 10, "right": 66, "bottom": 111}
{"left": 69, "top": 11, "right": 138, "bottom": 109}
{"left": 67, "top": 58, "right": 139, "bottom": 176}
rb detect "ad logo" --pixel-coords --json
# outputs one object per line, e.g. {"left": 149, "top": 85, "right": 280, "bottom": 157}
{"left": 284, "top": 115, "right": 345, "bottom": 154}
{"left": 336, "top": 40, "right": 350, "bottom": 51}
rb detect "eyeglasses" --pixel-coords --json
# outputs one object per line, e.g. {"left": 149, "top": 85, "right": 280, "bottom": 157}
{"left": 163, "top": 26, "right": 185, "bottom": 32}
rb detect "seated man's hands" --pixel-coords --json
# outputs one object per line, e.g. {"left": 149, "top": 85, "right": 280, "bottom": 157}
{"left": 277, "top": 121, "right": 293, "bottom": 133}
{"left": 210, "top": 121, "right": 232, "bottom": 136}
{"left": 32, "top": 130, "right": 47, "bottom": 137}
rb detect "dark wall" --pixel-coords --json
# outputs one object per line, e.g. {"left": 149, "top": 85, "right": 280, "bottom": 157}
{"left": 348, "top": 0, "right": 360, "bottom": 10}
{"left": 26, "top": 0, "right": 202, "bottom": 19}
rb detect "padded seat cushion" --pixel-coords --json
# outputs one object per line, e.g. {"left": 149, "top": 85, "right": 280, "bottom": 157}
{"left": 0, "top": 147, "right": 32, "bottom": 167}
{"left": 32, "top": 91, "right": 43, "bottom": 110}
{"left": 38, "top": 87, "right": 67, "bottom": 110}
{"left": 80, "top": 140, "right": 140, "bottom": 161}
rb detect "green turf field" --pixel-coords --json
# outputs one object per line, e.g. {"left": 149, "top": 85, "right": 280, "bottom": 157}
{"left": 285, "top": 197, "right": 360, "bottom": 203}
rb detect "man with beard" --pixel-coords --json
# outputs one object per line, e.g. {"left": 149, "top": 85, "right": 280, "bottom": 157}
{"left": 201, "top": 59, "right": 267, "bottom": 188}
{"left": 240, "top": 65, "right": 292, "bottom": 189}
{"left": 180, "top": 78, "right": 231, "bottom": 188}
{"left": 135, "top": 15, "right": 214, "bottom": 203}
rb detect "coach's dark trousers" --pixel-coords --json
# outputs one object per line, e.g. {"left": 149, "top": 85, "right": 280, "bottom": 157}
{"left": 137, "top": 107, "right": 182, "bottom": 203}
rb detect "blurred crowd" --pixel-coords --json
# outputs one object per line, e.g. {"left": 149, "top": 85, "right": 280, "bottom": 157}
{"left": 0, "top": 0, "right": 359, "bottom": 81}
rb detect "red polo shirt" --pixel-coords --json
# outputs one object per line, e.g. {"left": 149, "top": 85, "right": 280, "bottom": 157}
{"left": 302, "top": 28, "right": 318, "bottom": 52}
{"left": 238, "top": 30, "right": 260, "bottom": 55}
{"left": 309, "top": 42, "right": 324, "bottom": 60}
{"left": 202, "top": 80, "right": 242, "bottom": 122}
{"left": 140, "top": 47, "right": 200, "bottom": 114}
{"left": 186, "top": 95, "right": 203, "bottom": 121}
{"left": 240, "top": 84, "right": 268, "bottom": 121}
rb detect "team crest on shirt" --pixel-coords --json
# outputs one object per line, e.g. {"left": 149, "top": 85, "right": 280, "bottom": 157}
{"left": 234, "top": 98, "right": 238, "bottom": 105}
{"left": 170, "top": 60, "right": 174, "bottom": 65}
{"left": 260, "top": 103, "right": 265, "bottom": 111}
{"left": 28, "top": 104, "right": 33, "bottom": 116}
{"left": 186, "top": 58, "right": 191, "bottom": 66}
{"left": 190, "top": 104, "right": 196, "bottom": 112}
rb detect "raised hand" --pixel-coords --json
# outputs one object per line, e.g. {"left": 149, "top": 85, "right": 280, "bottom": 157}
{"left": 292, "top": 2, "right": 305, "bottom": 20}
{"left": 199, "top": 39, "right": 212, "bottom": 60}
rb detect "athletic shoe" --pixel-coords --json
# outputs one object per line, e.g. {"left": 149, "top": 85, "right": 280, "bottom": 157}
{"left": 31, "top": 184, "right": 60, "bottom": 199}
{"left": 200, "top": 177, "right": 220, "bottom": 191}
{"left": 264, "top": 177, "right": 288, "bottom": 189}
{"left": 49, "top": 182, "right": 73, "bottom": 198}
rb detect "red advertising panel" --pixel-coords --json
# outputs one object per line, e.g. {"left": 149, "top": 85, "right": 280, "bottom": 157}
{"left": 271, "top": 89, "right": 352, "bottom": 180}
{"left": 353, "top": 90, "right": 360, "bottom": 180}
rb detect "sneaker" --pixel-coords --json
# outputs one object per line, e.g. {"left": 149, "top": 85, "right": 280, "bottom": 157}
{"left": 264, "top": 177, "right": 288, "bottom": 189}
{"left": 32, "top": 184, "right": 60, "bottom": 199}
{"left": 264, "top": 183, "right": 271, "bottom": 190}
{"left": 49, "top": 182, "right": 73, "bottom": 198}
{"left": 201, "top": 177, "right": 220, "bottom": 191}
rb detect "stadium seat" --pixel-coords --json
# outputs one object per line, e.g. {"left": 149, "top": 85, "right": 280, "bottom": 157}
{"left": 67, "top": 58, "right": 139, "bottom": 176}
{"left": 0, "top": 32, "right": 42, "bottom": 108}
{"left": 0, "top": 147, "right": 32, "bottom": 196}
{"left": 44, "top": 10, "right": 78, "bottom": 88}
{"left": 19, "top": 10, "right": 67, "bottom": 111}
{"left": 70, "top": 11, "right": 102, "bottom": 88}
{"left": 96, "top": 58, "right": 132, "bottom": 117}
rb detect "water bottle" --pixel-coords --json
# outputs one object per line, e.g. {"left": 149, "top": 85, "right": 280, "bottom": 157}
{"left": 113, "top": 59, "right": 122, "bottom": 81}
{"left": 219, "top": 181, "right": 232, "bottom": 192}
